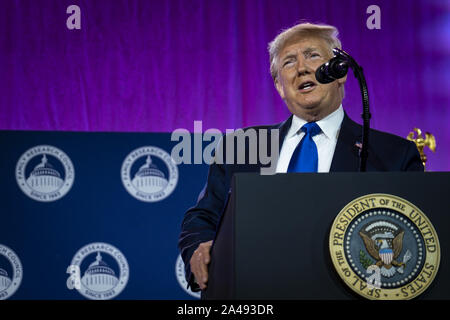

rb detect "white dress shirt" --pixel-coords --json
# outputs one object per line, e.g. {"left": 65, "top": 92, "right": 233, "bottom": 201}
{"left": 276, "top": 105, "right": 344, "bottom": 173}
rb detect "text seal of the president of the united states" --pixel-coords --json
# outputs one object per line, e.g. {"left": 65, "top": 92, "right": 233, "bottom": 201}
{"left": 329, "top": 194, "right": 440, "bottom": 300}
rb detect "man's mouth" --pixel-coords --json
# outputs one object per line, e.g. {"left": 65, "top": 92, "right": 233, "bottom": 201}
{"left": 298, "top": 81, "right": 316, "bottom": 92}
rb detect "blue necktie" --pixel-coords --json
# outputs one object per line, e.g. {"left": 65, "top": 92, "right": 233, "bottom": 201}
{"left": 287, "top": 122, "right": 321, "bottom": 172}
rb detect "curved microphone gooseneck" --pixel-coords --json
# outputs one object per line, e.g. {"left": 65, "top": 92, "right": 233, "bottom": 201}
{"left": 315, "top": 48, "right": 371, "bottom": 172}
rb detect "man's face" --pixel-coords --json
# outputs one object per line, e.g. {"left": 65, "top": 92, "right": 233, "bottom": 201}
{"left": 274, "top": 36, "right": 346, "bottom": 122}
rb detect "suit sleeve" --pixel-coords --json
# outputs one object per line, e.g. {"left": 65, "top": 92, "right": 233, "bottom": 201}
{"left": 178, "top": 158, "right": 230, "bottom": 291}
{"left": 402, "top": 140, "right": 424, "bottom": 171}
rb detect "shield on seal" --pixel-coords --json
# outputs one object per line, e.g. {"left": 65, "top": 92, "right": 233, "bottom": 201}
{"left": 379, "top": 248, "right": 394, "bottom": 265}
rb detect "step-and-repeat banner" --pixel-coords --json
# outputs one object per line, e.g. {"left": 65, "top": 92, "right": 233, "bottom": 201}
{"left": 0, "top": 131, "right": 208, "bottom": 300}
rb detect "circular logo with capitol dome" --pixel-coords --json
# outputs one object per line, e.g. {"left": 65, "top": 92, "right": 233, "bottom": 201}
{"left": 121, "top": 146, "right": 178, "bottom": 202}
{"left": 0, "top": 244, "right": 23, "bottom": 300}
{"left": 175, "top": 254, "right": 201, "bottom": 299}
{"left": 15, "top": 145, "right": 75, "bottom": 202}
{"left": 68, "top": 242, "right": 129, "bottom": 300}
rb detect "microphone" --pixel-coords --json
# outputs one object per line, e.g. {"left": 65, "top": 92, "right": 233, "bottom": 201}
{"left": 315, "top": 47, "right": 371, "bottom": 172}
{"left": 315, "top": 55, "right": 349, "bottom": 84}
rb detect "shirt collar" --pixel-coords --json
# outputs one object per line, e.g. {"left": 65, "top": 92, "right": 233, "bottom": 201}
{"left": 287, "top": 105, "right": 344, "bottom": 141}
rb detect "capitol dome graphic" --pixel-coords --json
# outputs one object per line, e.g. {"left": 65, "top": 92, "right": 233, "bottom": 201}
{"left": 26, "top": 154, "right": 63, "bottom": 193}
{"left": 81, "top": 252, "right": 119, "bottom": 292}
{"left": 0, "top": 268, "right": 11, "bottom": 291}
{"left": 132, "top": 155, "right": 168, "bottom": 193}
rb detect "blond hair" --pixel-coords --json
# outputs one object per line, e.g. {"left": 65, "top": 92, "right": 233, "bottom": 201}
{"left": 268, "top": 23, "right": 342, "bottom": 80}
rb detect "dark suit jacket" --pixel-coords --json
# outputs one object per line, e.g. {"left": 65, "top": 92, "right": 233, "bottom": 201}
{"left": 178, "top": 113, "right": 423, "bottom": 291}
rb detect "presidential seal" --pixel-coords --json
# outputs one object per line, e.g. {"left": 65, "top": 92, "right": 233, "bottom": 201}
{"left": 329, "top": 194, "right": 440, "bottom": 300}
{"left": 175, "top": 254, "right": 201, "bottom": 299}
{"left": 15, "top": 145, "right": 75, "bottom": 202}
{"left": 67, "top": 242, "right": 129, "bottom": 300}
{"left": 0, "top": 244, "right": 23, "bottom": 300}
{"left": 121, "top": 146, "right": 178, "bottom": 202}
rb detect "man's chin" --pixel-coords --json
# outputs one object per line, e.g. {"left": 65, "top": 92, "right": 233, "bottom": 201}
{"left": 287, "top": 99, "right": 340, "bottom": 121}
{"left": 288, "top": 103, "right": 321, "bottom": 119}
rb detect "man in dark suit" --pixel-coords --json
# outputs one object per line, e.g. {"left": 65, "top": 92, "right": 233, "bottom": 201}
{"left": 178, "top": 23, "right": 423, "bottom": 292}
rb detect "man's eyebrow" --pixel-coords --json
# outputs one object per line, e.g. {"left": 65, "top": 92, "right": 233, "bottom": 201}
{"left": 281, "top": 47, "right": 321, "bottom": 61}
{"left": 281, "top": 53, "right": 297, "bottom": 61}
{"left": 302, "top": 47, "right": 320, "bottom": 55}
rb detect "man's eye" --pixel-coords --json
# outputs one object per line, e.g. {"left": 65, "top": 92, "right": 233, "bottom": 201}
{"left": 310, "top": 53, "right": 321, "bottom": 58}
{"left": 283, "top": 60, "right": 294, "bottom": 67}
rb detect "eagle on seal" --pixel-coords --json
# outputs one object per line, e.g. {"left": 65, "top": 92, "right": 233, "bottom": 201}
{"left": 359, "top": 221, "right": 408, "bottom": 278}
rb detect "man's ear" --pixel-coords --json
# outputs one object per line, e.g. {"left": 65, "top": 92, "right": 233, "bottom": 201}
{"left": 337, "top": 73, "right": 347, "bottom": 99}
{"left": 274, "top": 78, "right": 285, "bottom": 100}
{"left": 337, "top": 73, "right": 347, "bottom": 86}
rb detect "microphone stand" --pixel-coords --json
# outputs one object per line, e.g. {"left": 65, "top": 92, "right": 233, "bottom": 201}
{"left": 332, "top": 48, "right": 371, "bottom": 172}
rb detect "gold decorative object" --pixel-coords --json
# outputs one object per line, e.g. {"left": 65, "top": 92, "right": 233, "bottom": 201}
{"left": 407, "top": 128, "right": 436, "bottom": 170}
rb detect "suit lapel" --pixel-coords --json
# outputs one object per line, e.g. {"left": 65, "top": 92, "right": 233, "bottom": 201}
{"left": 249, "top": 116, "right": 292, "bottom": 171}
{"left": 275, "top": 115, "right": 293, "bottom": 153}
{"left": 235, "top": 116, "right": 292, "bottom": 172}
{"left": 330, "top": 113, "right": 361, "bottom": 172}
